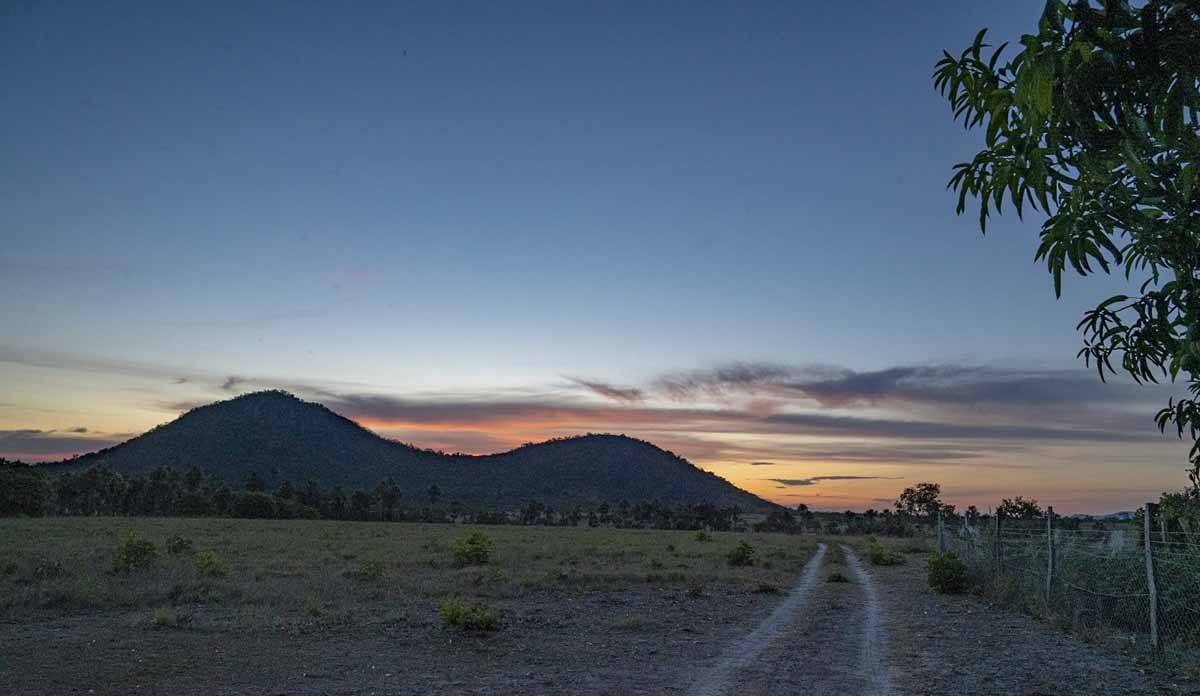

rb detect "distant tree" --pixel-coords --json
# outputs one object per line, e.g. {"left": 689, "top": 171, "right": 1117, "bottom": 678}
{"left": 276, "top": 480, "right": 296, "bottom": 500}
{"left": 895, "top": 482, "right": 949, "bottom": 518}
{"left": 935, "top": 2, "right": 1200, "bottom": 490}
{"left": 426, "top": 484, "right": 441, "bottom": 506}
{"left": 997, "top": 496, "right": 1044, "bottom": 520}
{"left": 0, "top": 464, "right": 51, "bottom": 516}
{"left": 374, "top": 478, "right": 401, "bottom": 521}
{"left": 965, "top": 505, "right": 981, "bottom": 524}
{"left": 245, "top": 472, "right": 265, "bottom": 493}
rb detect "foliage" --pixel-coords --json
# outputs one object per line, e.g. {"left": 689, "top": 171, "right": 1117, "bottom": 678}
{"left": 438, "top": 597, "right": 500, "bottom": 632}
{"left": 165, "top": 533, "right": 193, "bottom": 554}
{"left": 827, "top": 570, "right": 850, "bottom": 583}
{"left": 112, "top": 530, "right": 158, "bottom": 573}
{"left": 895, "top": 483, "right": 950, "bottom": 518}
{"left": 934, "top": 1, "right": 1200, "bottom": 487}
{"left": 686, "top": 578, "right": 705, "bottom": 597}
{"left": 726, "top": 541, "right": 756, "bottom": 567}
{"left": 694, "top": 530, "right": 712, "bottom": 542}
{"left": 866, "top": 540, "right": 905, "bottom": 567}
{"left": 0, "top": 464, "right": 51, "bottom": 517}
{"left": 152, "top": 607, "right": 177, "bottom": 628}
{"left": 346, "top": 559, "right": 384, "bottom": 581}
{"left": 450, "top": 530, "right": 495, "bottom": 566}
{"left": 193, "top": 549, "right": 229, "bottom": 578}
{"left": 997, "top": 496, "right": 1045, "bottom": 520}
{"left": 927, "top": 552, "right": 970, "bottom": 594}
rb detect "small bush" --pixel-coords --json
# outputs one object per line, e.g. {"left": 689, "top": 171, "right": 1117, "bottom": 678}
{"left": 346, "top": 560, "right": 385, "bottom": 581}
{"left": 32, "top": 560, "right": 67, "bottom": 581}
{"left": 193, "top": 549, "right": 229, "bottom": 578}
{"left": 152, "top": 608, "right": 177, "bottom": 628}
{"left": 450, "top": 530, "right": 495, "bottom": 567}
{"left": 866, "top": 541, "right": 904, "bottom": 567}
{"left": 686, "top": 578, "right": 705, "bottom": 597}
{"left": 2, "top": 560, "right": 19, "bottom": 576}
{"left": 694, "top": 530, "right": 712, "bottom": 542}
{"left": 753, "top": 582, "right": 780, "bottom": 594}
{"left": 165, "top": 534, "right": 193, "bottom": 554}
{"left": 927, "top": 552, "right": 969, "bottom": 594}
{"left": 727, "top": 541, "right": 756, "bottom": 567}
{"left": 113, "top": 531, "right": 158, "bottom": 573}
{"left": 827, "top": 571, "right": 850, "bottom": 583}
{"left": 439, "top": 598, "right": 500, "bottom": 632}
{"left": 303, "top": 594, "right": 323, "bottom": 617}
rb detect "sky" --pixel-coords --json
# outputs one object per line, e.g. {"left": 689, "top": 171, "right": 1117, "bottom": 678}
{"left": 1, "top": 1, "right": 1193, "bottom": 514}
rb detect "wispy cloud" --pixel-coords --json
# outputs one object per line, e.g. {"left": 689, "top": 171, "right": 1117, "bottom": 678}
{"left": 768, "top": 475, "right": 901, "bottom": 488}
{"left": 566, "top": 377, "right": 645, "bottom": 403}
{"left": 0, "top": 429, "right": 121, "bottom": 460}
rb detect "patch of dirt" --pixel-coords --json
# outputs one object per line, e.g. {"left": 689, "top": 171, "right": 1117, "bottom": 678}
{"left": 687, "top": 543, "right": 827, "bottom": 696}
{"left": 0, "top": 581, "right": 802, "bottom": 696}
{"left": 876, "top": 553, "right": 1198, "bottom": 695}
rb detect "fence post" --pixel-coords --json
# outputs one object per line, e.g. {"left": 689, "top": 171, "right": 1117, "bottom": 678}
{"left": 994, "top": 508, "right": 1003, "bottom": 580}
{"left": 937, "top": 509, "right": 945, "bottom": 553}
{"left": 1144, "top": 502, "right": 1161, "bottom": 651}
{"left": 1045, "top": 506, "right": 1054, "bottom": 604}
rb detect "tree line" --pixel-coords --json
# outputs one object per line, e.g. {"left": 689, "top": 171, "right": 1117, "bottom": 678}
{"left": 0, "top": 462, "right": 742, "bottom": 531}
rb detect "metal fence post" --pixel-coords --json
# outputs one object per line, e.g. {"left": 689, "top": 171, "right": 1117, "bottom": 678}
{"left": 1144, "top": 502, "right": 1161, "bottom": 651}
{"left": 1045, "top": 506, "right": 1054, "bottom": 604}
{"left": 994, "top": 509, "right": 1003, "bottom": 580}
{"left": 937, "top": 509, "right": 945, "bottom": 554}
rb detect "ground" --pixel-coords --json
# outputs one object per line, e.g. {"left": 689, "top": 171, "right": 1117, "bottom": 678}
{"left": 0, "top": 518, "right": 1196, "bottom": 695}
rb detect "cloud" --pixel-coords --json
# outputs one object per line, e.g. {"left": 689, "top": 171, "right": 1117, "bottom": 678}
{"left": 749, "top": 461, "right": 776, "bottom": 466}
{"left": 655, "top": 363, "right": 794, "bottom": 400}
{"left": 67, "top": 427, "right": 88, "bottom": 433}
{"left": 566, "top": 378, "right": 644, "bottom": 403}
{"left": 767, "top": 475, "right": 901, "bottom": 488}
{"left": 0, "top": 429, "right": 121, "bottom": 461}
{"left": 221, "top": 376, "right": 247, "bottom": 391}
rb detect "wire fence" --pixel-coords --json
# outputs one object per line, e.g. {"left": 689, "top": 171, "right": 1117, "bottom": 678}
{"left": 940, "top": 505, "right": 1200, "bottom": 653}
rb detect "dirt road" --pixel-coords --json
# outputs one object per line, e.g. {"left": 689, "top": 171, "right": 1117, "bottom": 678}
{"left": 687, "top": 544, "right": 1191, "bottom": 696}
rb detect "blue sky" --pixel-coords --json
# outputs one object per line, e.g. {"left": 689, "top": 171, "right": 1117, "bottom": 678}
{"left": 1, "top": 2, "right": 1190, "bottom": 512}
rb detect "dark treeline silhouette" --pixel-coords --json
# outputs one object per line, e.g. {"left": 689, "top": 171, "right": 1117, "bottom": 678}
{"left": 0, "top": 461, "right": 743, "bottom": 531}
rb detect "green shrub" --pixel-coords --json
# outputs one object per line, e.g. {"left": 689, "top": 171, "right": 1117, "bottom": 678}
{"left": 827, "top": 571, "right": 850, "bottom": 583}
{"left": 450, "top": 530, "right": 495, "bottom": 567}
{"left": 927, "top": 552, "right": 969, "bottom": 594}
{"left": 753, "top": 582, "right": 780, "bottom": 594}
{"left": 152, "top": 608, "right": 177, "bottom": 628}
{"left": 1, "top": 560, "right": 18, "bottom": 576}
{"left": 165, "top": 534, "right": 193, "bottom": 554}
{"left": 686, "top": 578, "right": 705, "bottom": 597}
{"left": 32, "top": 560, "right": 67, "bottom": 581}
{"left": 303, "top": 594, "right": 323, "bottom": 617}
{"left": 346, "top": 560, "right": 385, "bottom": 581}
{"left": 866, "top": 541, "right": 904, "bottom": 567}
{"left": 438, "top": 598, "right": 499, "bottom": 631}
{"left": 193, "top": 549, "right": 229, "bottom": 578}
{"left": 726, "top": 541, "right": 756, "bottom": 567}
{"left": 113, "top": 531, "right": 158, "bottom": 573}
{"left": 694, "top": 530, "right": 712, "bottom": 542}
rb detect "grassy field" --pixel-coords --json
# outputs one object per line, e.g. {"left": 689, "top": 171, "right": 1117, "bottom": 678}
{"left": 0, "top": 517, "right": 819, "bottom": 625}
{"left": 0, "top": 517, "right": 826, "bottom": 694}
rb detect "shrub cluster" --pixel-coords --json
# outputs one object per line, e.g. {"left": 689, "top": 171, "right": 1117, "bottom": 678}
{"left": 165, "top": 534, "right": 193, "bottom": 554}
{"left": 438, "top": 598, "right": 500, "bottom": 631}
{"left": 450, "top": 530, "right": 495, "bottom": 567}
{"left": 113, "top": 531, "right": 158, "bottom": 573}
{"left": 927, "top": 552, "right": 969, "bottom": 594}
{"left": 726, "top": 541, "right": 756, "bottom": 567}
{"left": 866, "top": 540, "right": 904, "bottom": 567}
{"left": 347, "top": 560, "right": 385, "bottom": 581}
{"left": 193, "top": 549, "right": 229, "bottom": 578}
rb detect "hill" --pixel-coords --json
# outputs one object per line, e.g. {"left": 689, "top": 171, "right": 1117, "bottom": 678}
{"left": 45, "top": 391, "right": 775, "bottom": 511}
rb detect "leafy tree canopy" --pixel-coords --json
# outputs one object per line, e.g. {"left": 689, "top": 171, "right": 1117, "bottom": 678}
{"left": 895, "top": 482, "right": 950, "bottom": 517}
{"left": 934, "top": 1, "right": 1200, "bottom": 489}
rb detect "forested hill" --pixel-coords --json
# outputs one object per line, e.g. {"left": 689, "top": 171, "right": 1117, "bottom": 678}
{"left": 45, "top": 391, "right": 775, "bottom": 511}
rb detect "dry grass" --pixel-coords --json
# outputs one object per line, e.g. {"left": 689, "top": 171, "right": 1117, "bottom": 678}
{"left": 0, "top": 517, "right": 820, "bottom": 629}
